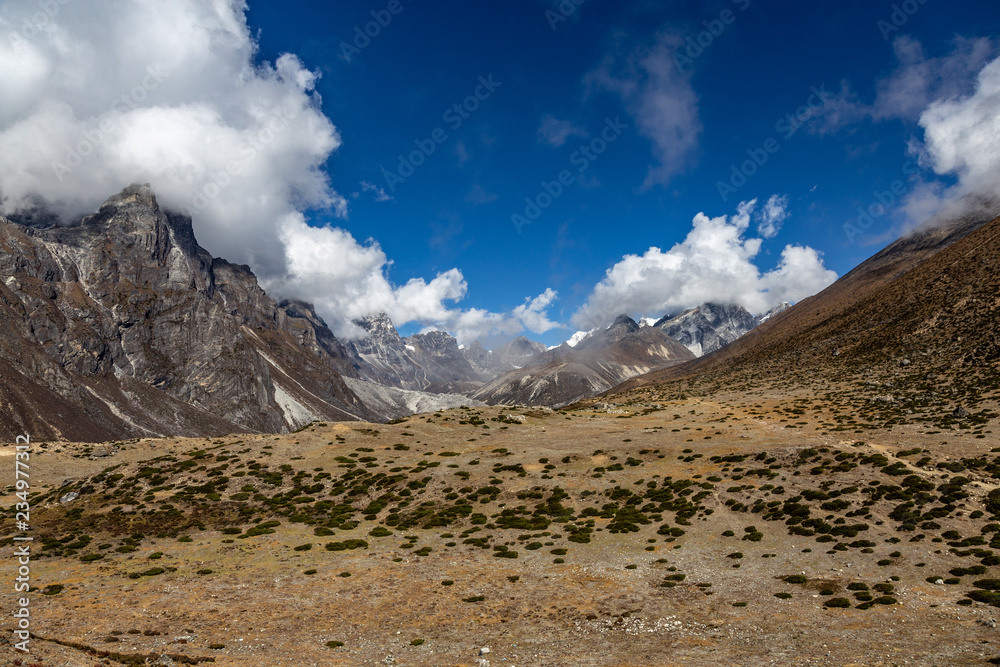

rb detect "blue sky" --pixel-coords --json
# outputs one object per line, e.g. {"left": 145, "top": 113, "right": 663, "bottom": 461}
{"left": 2, "top": 1, "right": 999, "bottom": 347}
{"left": 245, "top": 0, "right": 999, "bottom": 344}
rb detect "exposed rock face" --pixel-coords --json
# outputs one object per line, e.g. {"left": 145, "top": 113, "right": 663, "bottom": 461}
{"left": 472, "top": 315, "right": 695, "bottom": 407}
{"left": 654, "top": 303, "right": 759, "bottom": 357}
{"left": 347, "top": 313, "right": 487, "bottom": 394}
{"left": 0, "top": 184, "right": 379, "bottom": 440}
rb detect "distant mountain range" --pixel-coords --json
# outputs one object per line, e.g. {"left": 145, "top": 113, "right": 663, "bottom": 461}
{"left": 471, "top": 314, "right": 695, "bottom": 407}
{"left": 9, "top": 183, "right": 980, "bottom": 440}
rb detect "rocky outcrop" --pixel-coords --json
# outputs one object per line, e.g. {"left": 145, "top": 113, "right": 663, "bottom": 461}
{"left": 654, "top": 303, "right": 759, "bottom": 357}
{"left": 0, "top": 184, "right": 379, "bottom": 440}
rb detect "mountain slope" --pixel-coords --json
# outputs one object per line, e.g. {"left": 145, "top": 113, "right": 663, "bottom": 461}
{"left": 473, "top": 315, "right": 695, "bottom": 407}
{"left": 612, "top": 203, "right": 1000, "bottom": 404}
{"left": 0, "top": 184, "right": 380, "bottom": 440}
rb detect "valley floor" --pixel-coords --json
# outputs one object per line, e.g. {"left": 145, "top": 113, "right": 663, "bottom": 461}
{"left": 2, "top": 384, "right": 999, "bottom": 666}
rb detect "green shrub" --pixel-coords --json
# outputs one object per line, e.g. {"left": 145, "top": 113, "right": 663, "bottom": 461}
{"left": 326, "top": 640, "right": 345, "bottom": 648}
{"left": 774, "top": 592, "right": 792, "bottom": 599}
{"left": 824, "top": 598, "right": 851, "bottom": 608}
{"left": 783, "top": 575, "right": 808, "bottom": 584}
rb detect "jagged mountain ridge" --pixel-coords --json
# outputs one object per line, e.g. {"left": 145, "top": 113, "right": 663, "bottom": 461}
{"left": 0, "top": 185, "right": 386, "bottom": 440}
{"left": 654, "top": 302, "right": 790, "bottom": 357}
{"left": 347, "top": 313, "right": 484, "bottom": 394}
{"left": 463, "top": 336, "right": 548, "bottom": 378}
{"left": 472, "top": 315, "right": 695, "bottom": 407}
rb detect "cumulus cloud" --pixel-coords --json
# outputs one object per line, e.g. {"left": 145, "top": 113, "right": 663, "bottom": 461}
{"left": 585, "top": 32, "right": 701, "bottom": 188}
{"left": 420, "top": 290, "right": 561, "bottom": 345}
{"left": 916, "top": 54, "right": 1000, "bottom": 201}
{"left": 0, "top": 0, "right": 535, "bottom": 342}
{"left": 884, "top": 51, "right": 1000, "bottom": 230}
{"left": 571, "top": 198, "right": 837, "bottom": 329}
{"left": 537, "top": 115, "right": 586, "bottom": 147}
{"left": 512, "top": 288, "right": 560, "bottom": 334}
{"left": 757, "top": 194, "right": 789, "bottom": 239}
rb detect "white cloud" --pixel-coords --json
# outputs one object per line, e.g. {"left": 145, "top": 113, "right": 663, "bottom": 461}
{"left": 917, "top": 54, "right": 1000, "bottom": 199}
{"left": 585, "top": 32, "right": 701, "bottom": 188}
{"left": 360, "top": 181, "right": 392, "bottom": 202}
{"left": 417, "top": 289, "right": 561, "bottom": 345}
{"left": 512, "top": 288, "right": 559, "bottom": 334}
{"left": 757, "top": 194, "right": 789, "bottom": 239}
{"left": 537, "top": 115, "right": 586, "bottom": 147}
{"left": 0, "top": 0, "right": 535, "bottom": 343}
{"left": 887, "top": 51, "right": 1000, "bottom": 229}
{"left": 571, "top": 199, "right": 837, "bottom": 329}
{"left": 816, "top": 36, "right": 997, "bottom": 133}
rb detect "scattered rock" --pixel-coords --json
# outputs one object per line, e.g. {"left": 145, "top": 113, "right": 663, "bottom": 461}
{"left": 952, "top": 406, "right": 969, "bottom": 419}
{"left": 59, "top": 492, "right": 79, "bottom": 504}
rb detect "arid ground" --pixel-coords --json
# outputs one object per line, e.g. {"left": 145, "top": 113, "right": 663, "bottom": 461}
{"left": 2, "top": 383, "right": 999, "bottom": 666}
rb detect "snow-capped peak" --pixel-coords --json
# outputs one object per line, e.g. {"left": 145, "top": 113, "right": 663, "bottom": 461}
{"left": 566, "top": 329, "right": 595, "bottom": 348}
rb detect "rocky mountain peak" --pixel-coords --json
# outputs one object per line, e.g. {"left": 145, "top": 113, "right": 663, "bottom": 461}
{"left": 355, "top": 312, "right": 401, "bottom": 343}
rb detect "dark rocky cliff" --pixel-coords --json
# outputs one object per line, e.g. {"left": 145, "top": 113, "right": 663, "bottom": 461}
{"left": 0, "top": 184, "right": 377, "bottom": 440}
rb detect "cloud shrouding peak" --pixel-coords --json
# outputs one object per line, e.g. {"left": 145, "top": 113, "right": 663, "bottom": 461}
{"left": 571, "top": 198, "right": 837, "bottom": 330}
{"left": 915, "top": 53, "right": 1000, "bottom": 205}
{"left": 0, "top": 0, "right": 544, "bottom": 341}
